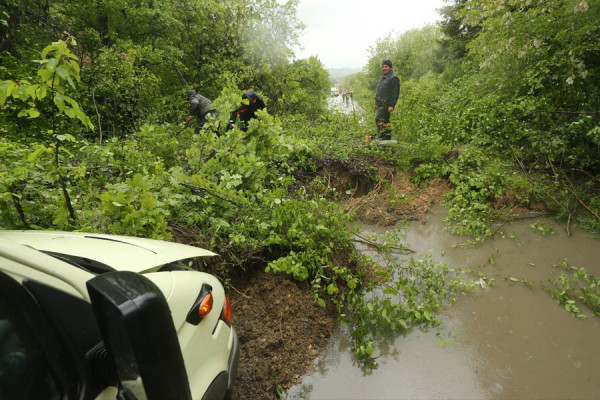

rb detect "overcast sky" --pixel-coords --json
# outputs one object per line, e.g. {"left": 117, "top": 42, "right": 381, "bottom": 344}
{"left": 294, "top": 0, "right": 447, "bottom": 70}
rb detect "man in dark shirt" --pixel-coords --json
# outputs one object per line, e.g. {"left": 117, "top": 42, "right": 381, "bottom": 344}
{"left": 374, "top": 60, "right": 400, "bottom": 140}
{"left": 226, "top": 90, "right": 265, "bottom": 132}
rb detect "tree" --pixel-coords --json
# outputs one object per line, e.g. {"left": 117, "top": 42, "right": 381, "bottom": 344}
{"left": 1, "top": 38, "right": 94, "bottom": 227}
{"left": 267, "top": 56, "right": 330, "bottom": 118}
{"left": 455, "top": 0, "right": 600, "bottom": 169}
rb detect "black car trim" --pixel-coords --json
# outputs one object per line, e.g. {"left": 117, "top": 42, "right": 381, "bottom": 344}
{"left": 41, "top": 251, "right": 115, "bottom": 275}
{"left": 0, "top": 270, "right": 77, "bottom": 399}
{"left": 186, "top": 284, "right": 213, "bottom": 326}
{"left": 201, "top": 371, "right": 228, "bottom": 400}
{"left": 226, "top": 328, "right": 240, "bottom": 399}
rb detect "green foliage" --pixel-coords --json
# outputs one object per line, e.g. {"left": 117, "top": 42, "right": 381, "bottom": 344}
{"left": 1, "top": 38, "right": 95, "bottom": 227}
{"left": 529, "top": 222, "right": 555, "bottom": 236}
{"left": 267, "top": 57, "right": 330, "bottom": 119}
{"left": 544, "top": 259, "right": 600, "bottom": 318}
{"left": 98, "top": 171, "right": 172, "bottom": 239}
{"left": 442, "top": 148, "right": 509, "bottom": 237}
{"left": 3, "top": 0, "right": 600, "bottom": 381}
{"left": 358, "top": 0, "right": 600, "bottom": 239}
{"left": 264, "top": 195, "right": 354, "bottom": 281}
{"left": 346, "top": 253, "right": 478, "bottom": 371}
{"left": 1, "top": 38, "right": 93, "bottom": 131}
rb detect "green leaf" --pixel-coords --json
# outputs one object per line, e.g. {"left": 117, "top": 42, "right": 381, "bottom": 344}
{"left": 46, "top": 58, "right": 58, "bottom": 71}
{"left": 383, "top": 286, "right": 398, "bottom": 295}
{"left": 25, "top": 84, "right": 40, "bottom": 99}
{"left": 37, "top": 84, "right": 47, "bottom": 99}
{"left": 40, "top": 43, "right": 54, "bottom": 59}
{"left": 365, "top": 342, "right": 373, "bottom": 356}
{"left": 424, "top": 311, "right": 432, "bottom": 321}
{"left": 38, "top": 69, "right": 54, "bottom": 82}
{"left": 56, "top": 64, "right": 69, "bottom": 80}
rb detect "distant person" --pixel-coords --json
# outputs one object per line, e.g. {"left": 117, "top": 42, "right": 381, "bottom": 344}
{"left": 187, "top": 89, "right": 218, "bottom": 134}
{"left": 374, "top": 60, "right": 400, "bottom": 140}
{"left": 226, "top": 90, "right": 266, "bottom": 132}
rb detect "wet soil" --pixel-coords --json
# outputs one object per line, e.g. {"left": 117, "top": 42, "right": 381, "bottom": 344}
{"left": 229, "top": 271, "right": 336, "bottom": 400}
{"left": 343, "top": 168, "right": 453, "bottom": 226}
{"left": 228, "top": 170, "right": 453, "bottom": 399}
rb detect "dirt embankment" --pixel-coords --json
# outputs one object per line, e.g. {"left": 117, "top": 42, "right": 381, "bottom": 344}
{"left": 343, "top": 167, "right": 453, "bottom": 226}
{"left": 229, "top": 272, "right": 336, "bottom": 400}
{"left": 229, "top": 169, "right": 452, "bottom": 400}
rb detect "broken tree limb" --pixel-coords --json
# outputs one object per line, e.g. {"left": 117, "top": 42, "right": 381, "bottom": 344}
{"left": 559, "top": 178, "right": 600, "bottom": 222}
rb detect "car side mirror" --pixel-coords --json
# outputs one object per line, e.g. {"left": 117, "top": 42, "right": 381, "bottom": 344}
{"left": 87, "top": 271, "right": 192, "bottom": 400}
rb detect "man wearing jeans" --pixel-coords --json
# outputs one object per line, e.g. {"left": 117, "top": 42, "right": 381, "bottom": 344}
{"left": 374, "top": 60, "right": 400, "bottom": 140}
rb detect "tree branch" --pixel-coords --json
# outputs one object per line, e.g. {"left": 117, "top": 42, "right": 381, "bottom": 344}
{"left": 558, "top": 178, "right": 600, "bottom": 222}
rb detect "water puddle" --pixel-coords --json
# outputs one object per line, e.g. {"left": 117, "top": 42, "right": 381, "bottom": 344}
{"left": 288, "top": 206, "right": 600, "bottom": 399}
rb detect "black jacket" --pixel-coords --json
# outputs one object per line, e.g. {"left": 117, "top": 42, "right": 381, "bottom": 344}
{"left": 232, "top": 91, "right": 265, "bottom": 120}
{"left": 227, "top": 91, "right": 265, "bottom": 131}
{"left": 375, "top": 70, "right": 400, "bottom": 107}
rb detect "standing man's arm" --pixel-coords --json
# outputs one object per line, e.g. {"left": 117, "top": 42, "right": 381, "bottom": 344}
{"left": 388, "top": 77, "right": 400, "bottom": 112}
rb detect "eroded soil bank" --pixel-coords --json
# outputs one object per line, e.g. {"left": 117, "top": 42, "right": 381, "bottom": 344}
{"left": 229, "top": 170, "right": 452, "bottom": 399}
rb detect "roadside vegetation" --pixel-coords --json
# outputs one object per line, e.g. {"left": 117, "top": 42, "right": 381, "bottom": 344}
{"left": 1, "top": 0, "right": 599, "bottom": 397}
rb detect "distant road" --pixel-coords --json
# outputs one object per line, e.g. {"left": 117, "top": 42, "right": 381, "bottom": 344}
{"left": 326, "top": 95, "right": 363, "bottom": 113}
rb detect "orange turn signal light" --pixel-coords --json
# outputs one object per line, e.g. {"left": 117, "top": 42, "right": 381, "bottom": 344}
{"left": 199, "top": 293, "right": 213, "bottom": 318}
{"left": 221, "top": 296, "right": 232, "bottom": 327}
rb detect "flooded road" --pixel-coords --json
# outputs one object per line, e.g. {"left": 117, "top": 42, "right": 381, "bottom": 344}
{"left": 327, "top": 94, "right": 360, "bottom": 113}
{"left": 288, "top": 206, "right": 600, "bottom": 399}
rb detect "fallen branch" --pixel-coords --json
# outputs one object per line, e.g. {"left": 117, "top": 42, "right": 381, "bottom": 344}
{"left": 559, "top": 178, "right": 600, "bottom": 222}
{"left": 230, "top": 285, "right": 252, "bottom": 299}
{"left": 180, "top": 182, "right": 247, "bottom": 206}
{"left": 353, "top": 232, "right": 415, "bottom": 254}
{"left": 580, "top": 169, "right": 600, "bottom": 185}
{"left": 345, "top": 181, "right": 382, "bottom": 214}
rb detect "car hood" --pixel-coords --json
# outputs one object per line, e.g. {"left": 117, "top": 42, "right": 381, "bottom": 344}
{"left": 0, "top": 230, "right": 215, "bottom": 273}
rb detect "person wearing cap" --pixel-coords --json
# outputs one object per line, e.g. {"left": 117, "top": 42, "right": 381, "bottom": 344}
{"left": 374, "top": 59, "right": 400, "bottom": 140}
{"left": 226, "top": 90, "right": 266, "bottom": 132}
{"left": 187, "top": 89, "right": 219, "bottom": 134}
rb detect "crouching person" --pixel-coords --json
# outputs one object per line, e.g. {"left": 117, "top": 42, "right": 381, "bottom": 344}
{"left": 226, "top": 90, "right": 265, "bottom": 132}
{"left": 187, "top": 89, "right": 219, "bottom": 134}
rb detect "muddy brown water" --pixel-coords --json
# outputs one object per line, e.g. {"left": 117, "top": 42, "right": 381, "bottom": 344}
{"left": 287, "top": 206, "right": 600, "bottom": 399}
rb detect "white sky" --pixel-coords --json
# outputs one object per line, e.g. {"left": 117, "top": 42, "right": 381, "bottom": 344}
{"left": 294, "top": 0, "right": 447, "bottom": 69}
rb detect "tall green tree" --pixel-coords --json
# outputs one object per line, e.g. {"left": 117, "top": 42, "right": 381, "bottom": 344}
{"left": 455, "top": 0, "right": 600, "bottom": 169}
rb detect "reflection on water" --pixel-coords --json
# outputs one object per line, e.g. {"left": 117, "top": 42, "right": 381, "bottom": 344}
{"left": 287, "top": 206, "right": 600, "bottom": 399}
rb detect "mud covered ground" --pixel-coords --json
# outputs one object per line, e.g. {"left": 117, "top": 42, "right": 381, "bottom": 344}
{"left": 228, "top": 169, "right": 452, "bottom": 400}
{"left": 229, "top": 272, "right": 336, "bottom": 400}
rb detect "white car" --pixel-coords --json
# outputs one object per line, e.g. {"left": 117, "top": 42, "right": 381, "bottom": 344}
{"left": 0, "top": 230, "right": 239, "bottom": 400}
